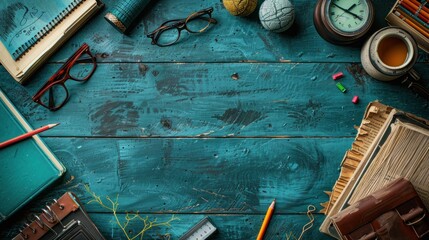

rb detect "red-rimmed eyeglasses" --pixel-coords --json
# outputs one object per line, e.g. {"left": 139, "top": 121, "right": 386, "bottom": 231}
{"left": 32, "top": 43, "right": 97, "bottom": 111}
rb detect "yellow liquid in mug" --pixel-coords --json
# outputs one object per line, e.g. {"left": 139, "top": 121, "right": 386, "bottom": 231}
{"left": 377, "top": 36, "right": 408, "bottom": 67}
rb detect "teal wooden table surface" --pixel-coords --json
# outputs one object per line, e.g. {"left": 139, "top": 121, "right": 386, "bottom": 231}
{"left": 1, "top": 0, "right": 429, "bottom": 239}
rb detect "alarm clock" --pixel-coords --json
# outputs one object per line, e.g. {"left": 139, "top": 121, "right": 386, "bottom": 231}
{"left": 313, "top": 0, "right": 375, "bottom": 45}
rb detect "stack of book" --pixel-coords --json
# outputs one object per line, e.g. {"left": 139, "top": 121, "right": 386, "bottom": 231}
{"left": 319, "top": 102, "right": 429, "bottom": 239}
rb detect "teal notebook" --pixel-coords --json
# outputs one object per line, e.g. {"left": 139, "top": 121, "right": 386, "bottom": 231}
{"left": 0, "top": 89, "right": 65, "bottom": 223}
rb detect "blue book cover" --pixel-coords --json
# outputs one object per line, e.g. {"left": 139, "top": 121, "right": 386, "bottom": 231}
{"left": 0, "top": 89, "right": 65, "bottom": 223}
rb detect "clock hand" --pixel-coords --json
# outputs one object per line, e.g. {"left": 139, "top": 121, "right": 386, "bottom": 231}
{"left": 335, "top": 3, "right": 356, "bottom": 20}
{"left": 332, "top": 3, "right": 363, "bottom": 20}
{"left": 348, "top": 4, "right": 357, "bottom": 11}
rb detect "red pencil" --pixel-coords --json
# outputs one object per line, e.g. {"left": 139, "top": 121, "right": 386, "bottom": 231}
{"left": 0, "top": 123, "right": 59, "bottom": 149}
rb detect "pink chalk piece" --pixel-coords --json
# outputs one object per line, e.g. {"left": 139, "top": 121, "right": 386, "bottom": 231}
{"left": 352, "top": 96, "right": 359, "bottom": 104}
{"left": 332, "top": 72, "right": 344, "bottom": 80}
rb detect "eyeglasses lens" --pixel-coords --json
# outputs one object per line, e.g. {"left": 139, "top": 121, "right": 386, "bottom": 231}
{"left": 39, "top": 84, "right": 67, "bottom": 109}
{"left": 186, "top": 13, "right": 212, "bottom": 33}
{"left": 157, "top": 28, "right": 181, "bottom": 46}
{"left": 69, "top": 52, "right": 96, "bottom": 81}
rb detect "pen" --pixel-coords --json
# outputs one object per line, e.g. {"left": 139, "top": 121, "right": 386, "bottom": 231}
{"left": 0, "top": 123, "right": 59, "bottom": 149}
{"left": 257, "top": 199, "right": 276, "bottom": 240}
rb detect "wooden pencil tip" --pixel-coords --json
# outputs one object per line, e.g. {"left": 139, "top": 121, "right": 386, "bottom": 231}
{"left": 270, "top": 199, "right": 276, "bottom": 208}
{"left": 49, "top": 123, "right": 60, "bottom": 128}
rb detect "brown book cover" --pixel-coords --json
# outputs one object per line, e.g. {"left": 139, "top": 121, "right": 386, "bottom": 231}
{"left": 332, "top": 178, "right": 429, "bottom": 240}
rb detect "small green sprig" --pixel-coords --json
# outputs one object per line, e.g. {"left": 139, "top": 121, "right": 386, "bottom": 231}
{"left": 85, "top": 185, "right": 179, "bottom": 240}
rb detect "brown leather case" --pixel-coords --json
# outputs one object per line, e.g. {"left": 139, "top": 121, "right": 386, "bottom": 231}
{"left": 331, "top": 178, "right": 429, "bottom": 240}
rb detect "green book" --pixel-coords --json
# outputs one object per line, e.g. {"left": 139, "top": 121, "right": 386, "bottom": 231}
{"left": 0, "top": 89, "right": 65, "bottom": 223}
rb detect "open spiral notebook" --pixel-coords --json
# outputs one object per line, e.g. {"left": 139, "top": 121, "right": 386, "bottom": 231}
{"left": 0, "top": 0, "right": 103, "bottom": 83}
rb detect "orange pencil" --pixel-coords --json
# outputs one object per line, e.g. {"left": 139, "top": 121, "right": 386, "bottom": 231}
{"left": 408, "top": 0, "right": 429, "bottom": 14}
{"left": 0, "top": 123, "right": 59, "bottom": 149}
{"left": 395, "top": 10, "right": 429, "bottom": 38}
{"left": 400, "top": 0, "right": 429, "bottom": 22}
{"left": 402, "top": 0, "right": 429, "bottom": 20}
{"left": 257, "top": 199, "right": 276, "bottom": 240}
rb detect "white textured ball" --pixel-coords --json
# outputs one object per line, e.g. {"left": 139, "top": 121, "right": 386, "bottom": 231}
{"left": 259, "top": 0, "right": 295, "bottom": 33}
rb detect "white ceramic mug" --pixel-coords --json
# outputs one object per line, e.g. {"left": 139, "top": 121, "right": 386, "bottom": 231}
{"left": 361, "top": 27, "right": 418, "bottom": 81}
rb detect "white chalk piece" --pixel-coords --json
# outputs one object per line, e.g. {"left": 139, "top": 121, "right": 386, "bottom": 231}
{"left": 259, "top": 0, "right": 295, "bottom": 33}
{"left": 179, "top": 217, "right": 217, "bottom": 240}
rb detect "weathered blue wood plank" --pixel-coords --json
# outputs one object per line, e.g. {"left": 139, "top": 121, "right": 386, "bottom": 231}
{"left": 1, "top": 63, "right": 428, "bottom": 137}
{"left": 39, "top": 0, "right": 427, "bottom": 63}
{"left": 1, "top": 213, "right": 332, "bottom": 239}
{"left": 12, "top": 138, "right": 348, "bottom": 214}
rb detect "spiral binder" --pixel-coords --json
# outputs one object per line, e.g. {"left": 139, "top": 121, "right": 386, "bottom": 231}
{"left": 13, "top": 192, "right": 105, "bottom": 240}
{"left": 10, "top": 0, "right": 84, "bottom": 60}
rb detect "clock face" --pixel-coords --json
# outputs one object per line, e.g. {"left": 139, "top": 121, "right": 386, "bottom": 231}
{"left": 326, "top": 0, "right": 370, "bottom": 34}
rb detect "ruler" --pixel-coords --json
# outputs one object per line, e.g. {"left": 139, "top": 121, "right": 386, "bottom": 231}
{"left": 179, "top": 217, "right": 217, "bottom": 240}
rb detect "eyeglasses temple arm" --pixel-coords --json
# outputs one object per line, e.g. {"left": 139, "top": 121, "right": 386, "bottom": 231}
{"left": 147, "top": 19, "right": 185, "bottom": 37}
{"left": 197, "top": 16, "right": 217, "bottom": 24}
{"left": 196, "top": 7, "right": 214, "bottom": 14}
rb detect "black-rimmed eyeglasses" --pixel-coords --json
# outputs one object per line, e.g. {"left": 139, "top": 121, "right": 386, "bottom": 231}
{"left": 147, "top": 7, "right": 217, "bottom": 47}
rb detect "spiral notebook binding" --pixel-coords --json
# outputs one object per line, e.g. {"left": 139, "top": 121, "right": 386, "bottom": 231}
{"left": 12, "top": 0, "right": 84, "bottom": 60}
{"left": 13, "top": 193, "right": 76, "bottom": 240}
{"left": 32, "top": 214, "right": 45, "bottom": 229}
{"left": 17, "top": 206, "right": 63, "bottom": 240}
{"left": 13, "top": 192, "right": 105, "bottom": 240}
{"left": 41, "top": 206, "right": 55, "bottom": 224}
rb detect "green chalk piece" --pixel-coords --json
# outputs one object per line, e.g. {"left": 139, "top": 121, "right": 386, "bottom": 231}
{"left": 105, "top": 0, "right": 153, "bottom": 34}
{"left": 336, "top": 82, "right": 347, "bottom": 93}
